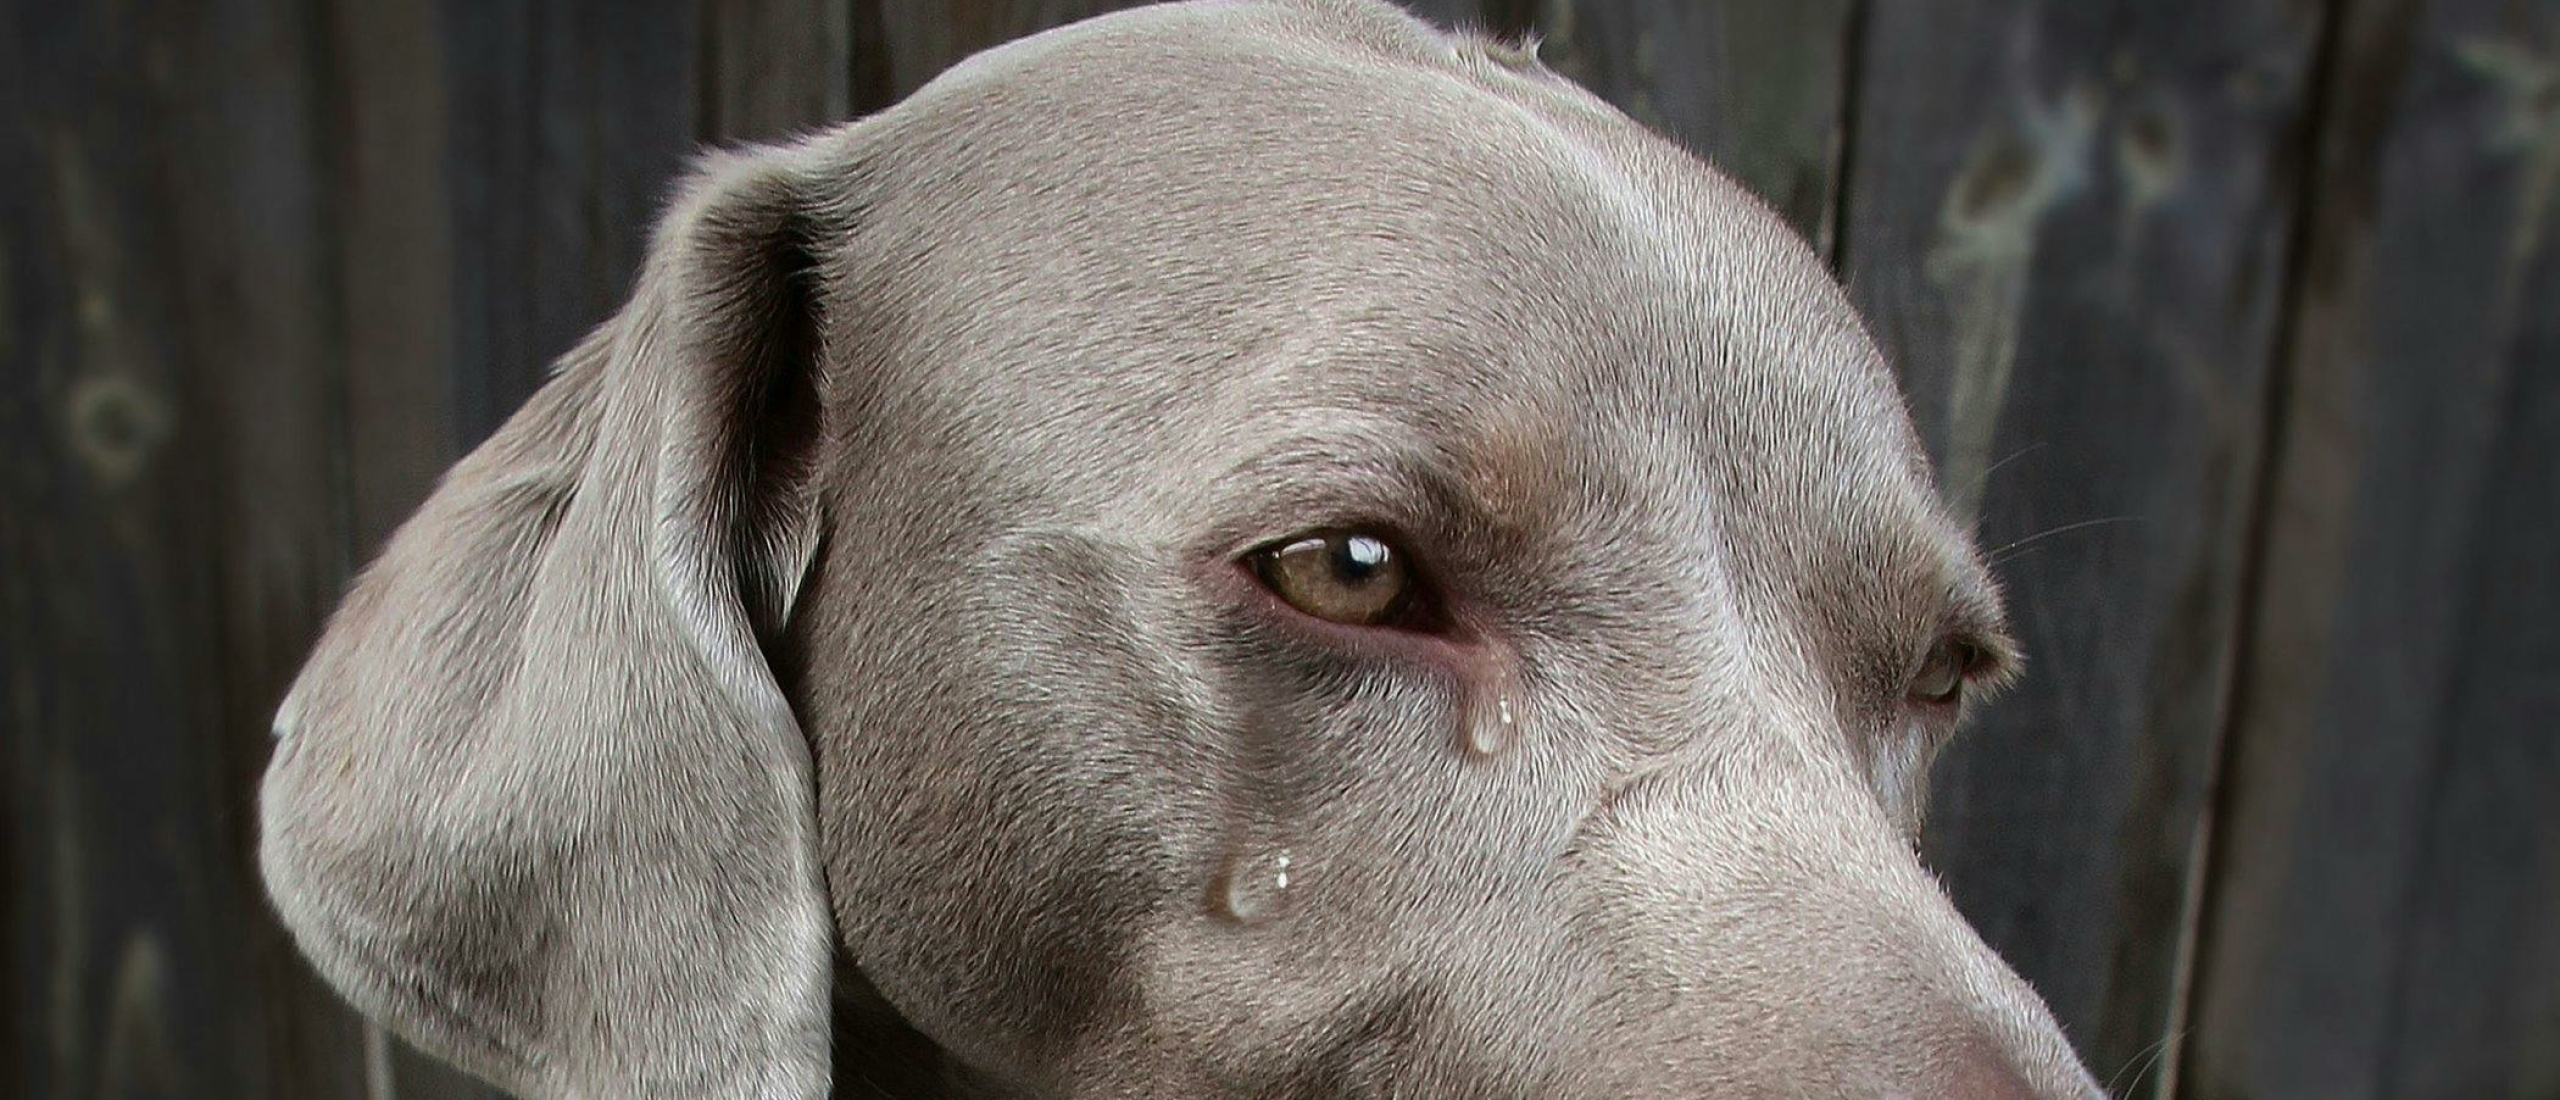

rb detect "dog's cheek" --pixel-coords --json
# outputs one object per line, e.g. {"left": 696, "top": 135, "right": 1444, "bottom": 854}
{"left": 971, "top": 535, "right": 1493, "bottom": 1084}
{"left": 797, "top": 521, "right": 1575, "bottom": 1088}
{"left": 786, "top": 526, "right": 1234, "bottom": 1077}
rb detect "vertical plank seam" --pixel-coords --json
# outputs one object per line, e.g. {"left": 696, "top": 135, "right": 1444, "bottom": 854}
{"left": 847, "top": 0, "right": 895, "bottom": 116}
{"left": 2162, "top": 0, "right": 2359, "bottom": 1096}
{"left": 839, "top": 0, "right": 862, "bottom": 121}
{"left": 305, "top": 0, "right": 360, "bottom": 628}
{"left": 693, "top": 0, "right": 721, "bottom": 145}
{"left": 1826, "top": 0, "right": 1872, "bottom": 276}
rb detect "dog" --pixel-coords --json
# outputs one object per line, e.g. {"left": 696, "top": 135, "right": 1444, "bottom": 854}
{"left": 257, "top": 1, "right": 2108, "bottom": 1096}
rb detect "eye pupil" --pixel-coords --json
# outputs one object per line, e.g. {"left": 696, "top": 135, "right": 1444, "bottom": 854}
{"left": 1336, "top": 535, "right": 1391, "bottom": 580}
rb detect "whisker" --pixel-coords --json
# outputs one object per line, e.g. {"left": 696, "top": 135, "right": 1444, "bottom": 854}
{"left": 1986, "top": 515, "right": 2141, "bottom": 565}
{"left": 1965, "top": 440, "right": 2050, "bottom": 503}
{"left": 2103, "top": 1026, "right": 2189, "bottom": 1098}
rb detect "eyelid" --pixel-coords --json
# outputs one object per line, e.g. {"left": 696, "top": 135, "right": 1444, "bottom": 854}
{"left": 1193, "top": 450, "right": 1489, "bottom": 574}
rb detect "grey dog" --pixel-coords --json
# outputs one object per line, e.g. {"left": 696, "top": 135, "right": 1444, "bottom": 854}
{"left": 257, "top": 1, "right": 2109, "bottom": 1096}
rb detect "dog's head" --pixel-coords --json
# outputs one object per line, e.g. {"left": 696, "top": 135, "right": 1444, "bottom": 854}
{"left": 259, "top": 2, "right": 2104, "bottom": 1097}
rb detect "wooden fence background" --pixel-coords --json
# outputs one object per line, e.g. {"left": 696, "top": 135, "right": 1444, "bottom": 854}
{"left": 5, "top": 0, "right": 2555, "bottom": 1097}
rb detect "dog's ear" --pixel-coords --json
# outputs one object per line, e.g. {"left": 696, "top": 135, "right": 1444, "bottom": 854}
{"left": 259, "top": 144, "right": 836, "bottom": 1099}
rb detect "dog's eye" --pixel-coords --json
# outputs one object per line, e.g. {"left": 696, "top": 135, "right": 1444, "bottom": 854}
{"left": 1248, "top": 530, "right": 1421, "bottom": 627}
{"left": 1908, "top": 638, "right": 1979, "bottom": 707}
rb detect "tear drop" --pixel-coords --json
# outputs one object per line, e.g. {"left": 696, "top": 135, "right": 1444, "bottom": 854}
{"left": 1468, "top": 696, "right": 1518, "bottom": 756}
{"left": 1217, "top": 849, "right": 1296, "bottom": 924}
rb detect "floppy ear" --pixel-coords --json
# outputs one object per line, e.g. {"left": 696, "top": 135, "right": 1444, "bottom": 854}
{"left": 260, "top": 144, "right": 837, "bottom": 1099}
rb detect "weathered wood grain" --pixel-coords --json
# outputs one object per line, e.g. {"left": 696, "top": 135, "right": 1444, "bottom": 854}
{"left": 438, "top": 0, "right": 705, "bottom": 447}
{"left": 1837, "top": 1, "right": 2327, "bottom": 1092}
{"left": 1529, "top": 0, "right": 1855, "bottom": 252}
{"left": 326, "top": 0, "right": 462, "bottom": 554}
{"left": 2184, "top": 0, "right": 2560, "bottom": 1097}
{"left": 3, "top": 0, "right": 378, "bottom": 1096}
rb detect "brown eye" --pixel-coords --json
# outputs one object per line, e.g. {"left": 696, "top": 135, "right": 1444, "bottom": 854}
{"left": 1909, "top": 638, "right": 1979, "bottom": 707}
{"left": 1249, "top": 531, "right": 1417, "bottom": 627}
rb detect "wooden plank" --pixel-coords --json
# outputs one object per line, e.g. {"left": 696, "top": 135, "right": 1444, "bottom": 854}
{"left": 1529, "top": 0, "right": 1855, "bottom": 252}
{"left": 438, "top": 0, "right": 705, "bottom": 446}
{"left": 1836, "top": 1, "right": 2327, "bottom": 1091}
{"left": 326, "top": 0, "right": 462, "bottom": 554}
{"left": 2184, "top": 0, "right": 2560, "bottom": 1096}
{"left": 2, "top": 0, "right": 382, "bottom": 1095}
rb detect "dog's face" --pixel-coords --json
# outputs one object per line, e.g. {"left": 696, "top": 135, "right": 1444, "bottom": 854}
{"left": 260, "top": 2, "right": 2104, "bottom": 1097}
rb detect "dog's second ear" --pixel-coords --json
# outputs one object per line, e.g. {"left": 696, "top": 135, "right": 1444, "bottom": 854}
{"left": 260, "top": 144, "right": 836, "bottom": 1099}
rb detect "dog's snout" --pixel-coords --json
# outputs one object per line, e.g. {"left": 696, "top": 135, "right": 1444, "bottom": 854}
{"left": 1556, "top": 756, "right": 2107, "bottom": 1098}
